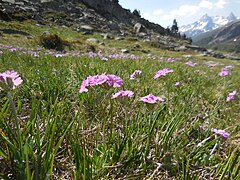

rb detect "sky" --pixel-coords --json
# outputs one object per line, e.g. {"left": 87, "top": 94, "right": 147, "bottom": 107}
{"left": 118, "top": 0, "right": 240, "bottom": 28}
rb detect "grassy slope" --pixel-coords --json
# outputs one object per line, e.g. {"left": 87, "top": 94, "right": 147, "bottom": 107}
{"left": 0, "top": 21, "right": 240, "bottom": 179}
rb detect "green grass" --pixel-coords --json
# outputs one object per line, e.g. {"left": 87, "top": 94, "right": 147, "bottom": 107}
{"left": 0, "top": 20, "right": 240, "bottom": 179}
{"left": 0, "top": 48, "right": 239, "bottom": 179}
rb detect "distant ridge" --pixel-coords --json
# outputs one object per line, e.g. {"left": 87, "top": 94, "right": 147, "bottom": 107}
{"left": 193, "top": 19, "right": 240, "bottom": 52}
{"left": 180, "top": 13, "right": 239, "bottom": 37}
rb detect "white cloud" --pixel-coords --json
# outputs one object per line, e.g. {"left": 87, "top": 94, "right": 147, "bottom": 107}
{"left": 165, "top": 5, "right": 199, "bottom": 19}
{"left": 153, "top": 9, "right": 163, "bottom": 16}
{"left": 142, "top": 0, "right": 229, "bottom": 27}
{"left": 215, "top": 0, "right": 228, "bottom": 9}
{"left": 142, "top": 4, "right": 200, "bottom": 27}
{"left": 199, "top": 0, "right": 213, "bottom": 9}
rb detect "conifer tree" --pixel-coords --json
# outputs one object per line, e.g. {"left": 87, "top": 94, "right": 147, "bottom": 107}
{"left": 171, "top": 19, "right": 179, "bottom": 34}
{"left": 132, "top": 9, "right": 141, "bottom": 17}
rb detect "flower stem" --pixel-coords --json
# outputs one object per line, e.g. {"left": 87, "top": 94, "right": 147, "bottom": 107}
{"left": 7, "top": 91, "right": 22, "bottom": 146}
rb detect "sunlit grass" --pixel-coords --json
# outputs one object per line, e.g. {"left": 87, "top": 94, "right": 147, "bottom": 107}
{"left": 0, "top": 46, "right": 239, "bottom": 179}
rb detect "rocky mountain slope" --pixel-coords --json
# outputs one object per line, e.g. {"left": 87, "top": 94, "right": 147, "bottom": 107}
{"left": 193, "top": 19, "right": 240, "bottom": 53}
{"left": 0, "top": 0, "right": 176, "bottom": 35}
{"left": 180, "top": 13, "right": 239, "bottom": 37}
{"left": 0, "top": 0, "right": 190, "bottom": 50}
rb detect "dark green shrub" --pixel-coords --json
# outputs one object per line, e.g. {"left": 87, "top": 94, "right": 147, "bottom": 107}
{"left": 39, "top": 32, "right": 64, "bottom": 51}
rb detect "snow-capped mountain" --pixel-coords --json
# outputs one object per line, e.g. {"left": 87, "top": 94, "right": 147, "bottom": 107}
{"left": 180, "top": 12, "right": 239, "bottom": 37}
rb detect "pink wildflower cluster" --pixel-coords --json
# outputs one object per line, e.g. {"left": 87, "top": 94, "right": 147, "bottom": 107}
{"left": 219, "top": 65, "right": 234, "bottom": 76}
{"left": 10, "top": 48, "right": 17, "bottom": 52}
{"left": 97, "top": 50, "right": 108, "bottom": 61}
{"left": 154, "top": 68, "right": 174, "bottom": 79}
{"left": 112, "top": 90, "right": 134, "bottom": 99}
{"left": 207, "top": 63, "right": 219, "bottom": 67}
{"left": 211, "top": 128, "right": 230, "bottom": 139}
{"left": 0, "top": 44, "right": 139, "bottom": 60}
{"left": 222, "top": 65, "right": 235, "bottom": 71}
{"left": 219, "top": 70, "right": 231, "bottom": 76}
{"left": 130, "top": 70, "right": 142, "bottom": 80}
{"left": 226, "top": 90, "right": 237, "bottom": 102}
{"left": 0, "top": 71, "right": 23, "bottom": 91}
{"left": 185, "top": 61, "right": 197, "bottom": 67}
{"left": 79, "top": 73, "right": 123, "bottom": 93}
{"left": 167, "top": 57, "right": 176, "bottom": 62}
{"left": 140, "top": 94, "right": 164, "bottom": 104}
{"left": 108, "top": 54, "right": 138, "bottom": 60}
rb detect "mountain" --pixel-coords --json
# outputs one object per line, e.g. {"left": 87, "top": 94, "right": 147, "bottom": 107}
{"left": 0, "top": 0, "right": 185, "bottom": 40}
{"left": 180, "top": 13, "right": 238, "bottom": 37}
{"left": 193, "top": 19, "right": 240, "bottom": 52}
{"left": 0, "top": 0, "right": 193, "bottom": 52}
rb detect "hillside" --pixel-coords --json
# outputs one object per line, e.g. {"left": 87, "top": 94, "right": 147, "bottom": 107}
{"left": 0, "top": 0, "right": 164, "bottom": 33}
{"left": 0, "top": 0, "right": 190, "bottom": 51}
{"left": 1, "top": 0, "right": 239, "bottom": 59}
{"left": 193, "top": 19, "right": 240, "bottom": 53}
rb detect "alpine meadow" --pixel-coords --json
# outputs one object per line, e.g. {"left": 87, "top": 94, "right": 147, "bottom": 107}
{"left": 0, "top": 0, "right": 240, "bottom": 179}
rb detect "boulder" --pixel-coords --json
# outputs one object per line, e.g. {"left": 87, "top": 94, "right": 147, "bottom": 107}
{"left": 183, "top": 55, "right": 193, "bottom": 58}
{"left": 86, "top": 38, "right": 100, "bottom": 44}
{"left": 225, "top": 54, "right": 240, "bottom": 60}
{"left": 77, "top": 25, "right": 94, "bottom": 35}
{"left": 108, "top": 22, "right": 120, "bottom": 32}
{"left": 185, "top": 45, "right": 207, "bottom": 52}
{"left": 33, "top": 13, "right": 45, "bottom": 22}
{"left": 212, "top": 52, "right": 225, "bottom": 59}
{"left": 121, "top": 49, "right": 129, "bottom": 53}
{"left": 138, "top": 32, "right": 147, "bottom": 38}
{"left": 0, "top": 10, "right": 12, "bottom": 21}
{"left": 175, "top": 46, "right": 188, "bottom": 51}
{"left": 101, "top": 33, "right": 111, "bottom": 39}
{"left": 115, "top": 37, "right": 124, "bottom": 40}
{"left": 0, "top": 28, "right": 32, "bottom": 36}
{"left": 134, "top": 23, "right": 146, "bottom": 34}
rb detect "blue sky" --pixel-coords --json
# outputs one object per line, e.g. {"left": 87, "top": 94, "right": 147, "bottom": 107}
{"left": 119, "top": 0, "right": 240, "bottom": 27}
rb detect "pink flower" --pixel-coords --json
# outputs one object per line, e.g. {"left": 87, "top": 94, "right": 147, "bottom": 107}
{"left": 112, "top": 90, "right": 134, "bottom": 99}
{"left": 207, "top": 63, "right": 219, "bottom": 67}
{"left": 154, "top": 68, "right": 174, "bottom": 79}
{"left": 87, "top": 52, "right": 97, "bottom": 58}
{"left": 79, "top": 73, "right": 123, "bottom": 93}
{"left": 55, "top": 54, "right": 64, "bottom": 58}
{"left": 106, "top": 74, "right": 124, "bottom": 88}
{"left": 219, "top": 70, "right": 230, "bottom": 76}
{"left": 101, "top": 57, "right": 108, "bottom": 61}
{"left": 97, "top": 50, "right": 103, "bottom": 57}
{"left": 130, "top": 70, "right": 142, "bottom": 80}
{"left": 185, "top": 61, "right": 197, "bottom": 67}
{"left": 167, "top": 57, "right": 175, "bottom": 62}
{"left": 79, "top": 80, "right": 89, "bottom": 93}
{"left": 140, "top": 94, "right": 164, "bottom": 104}
{"left": 9, "top": 48, "right": 17, "bottom": 52}
{"left": 211, "top": 128, "right": 230, "bottom": 139}
{"left": 222, "top": 65, "right": 234, "bottom": 71}
{"left": 226, "top": 90, "right": 237, "bottom": 102}
{"left": 0, "top": 71, "right": 23, "bottom": 91}
{"left": 88, "top": 74, "right": 108, "bottom": 86}
{"left": 175, "top": 82, "right": 181, "bottom": 86}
